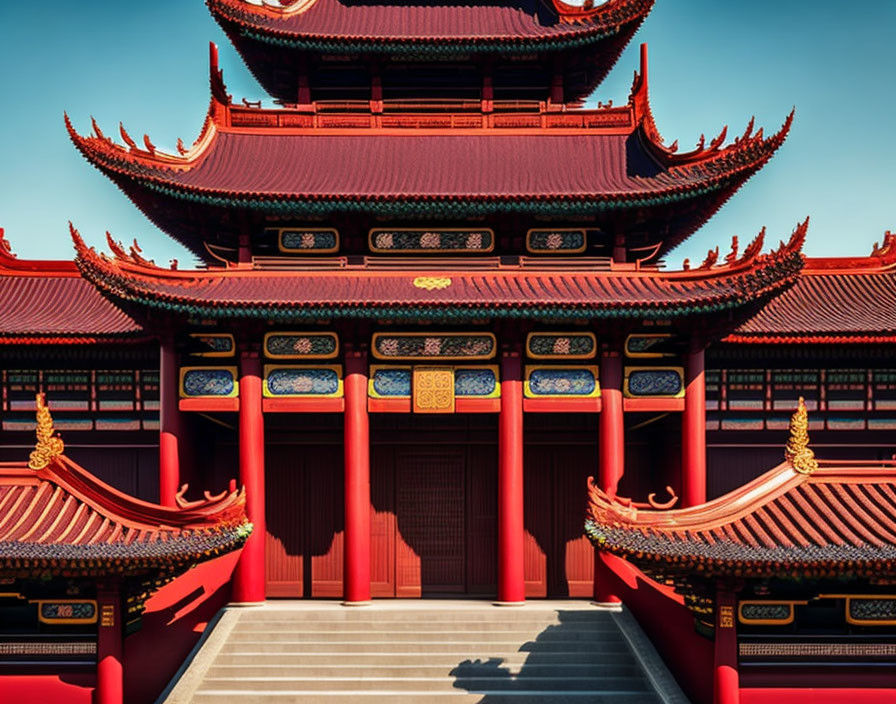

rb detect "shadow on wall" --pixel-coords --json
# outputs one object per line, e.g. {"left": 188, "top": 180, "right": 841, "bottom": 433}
{"left": 450, "top": 610, "right": 663, "bottom": 703}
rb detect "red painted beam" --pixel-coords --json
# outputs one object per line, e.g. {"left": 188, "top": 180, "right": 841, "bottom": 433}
{"left": 344, "top": 348, "right": 371, "bottom": 604}
{"left": 498, "top": 348, "right": 525, "bottom": 604}
{"left": 232, "top": 352, "right": 266, "bottom": 604}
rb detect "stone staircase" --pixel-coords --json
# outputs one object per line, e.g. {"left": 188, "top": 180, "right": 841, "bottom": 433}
{"left": 160, "top": 601, "right": 689, "bottom": 704}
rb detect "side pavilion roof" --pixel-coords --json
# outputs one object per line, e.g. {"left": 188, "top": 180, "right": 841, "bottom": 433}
{"left": 0, "top": 229, "right": 145, "bottom": 345}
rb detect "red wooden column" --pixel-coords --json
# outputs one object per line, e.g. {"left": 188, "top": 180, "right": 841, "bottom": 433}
{"left": 96, "top": 583, "right": 123, "bottom": 704}
{"left": 682, "top": 344, "right": 707, "bottom": 507}
{"left": 158, "top": 336, "right": 180, "bottom": 507}
{"left": 497, "top": 347, "right": 525, "bottom": 605}
{"left": 233, "top": 350, "right": 266, "bottom": 604}
{"left": 714, "top": 590, "right": 740, "bottom": 704}
{"left": 594, "top": 346, "right": 624, "bottom": 604}
{"left": 343, "top": 346, "right": 371, "bottom": 605}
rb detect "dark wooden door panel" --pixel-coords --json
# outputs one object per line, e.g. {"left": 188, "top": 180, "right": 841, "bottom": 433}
{"left": 395, "top": 448, "right": 466, "bottom": 596}
{"left": 265, "top": 445, "right": 304, "bottom": 597}
{"left": 370, "top": 445, "right": 396, "bottom": 597}
{"left": 552, "top": 445, "right": 595, "bottom": 597}
{"left": 466, "top": 445, "right": 497, "bottom": 595}
{"left": 307, "top": 445, "right": 344, "bottom": 598}
{"left": 523, "top": 445, "right": 552, "bottom": 598}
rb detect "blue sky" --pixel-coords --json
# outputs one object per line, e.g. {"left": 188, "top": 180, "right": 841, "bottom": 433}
{"left": 0, "top": 1, "right": 893, "bottom": 267}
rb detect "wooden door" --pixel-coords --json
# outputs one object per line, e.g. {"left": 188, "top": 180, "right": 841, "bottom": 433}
{"left": 395, "top": 448, "right": 466, "bottom": 596}
{"left": 466, "top": 445, "right": 498, "bottom": 595}
{"left": 265, "top": 445, "right": 304, "bottom": 597}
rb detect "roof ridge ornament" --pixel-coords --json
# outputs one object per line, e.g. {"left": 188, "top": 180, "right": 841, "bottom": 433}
{"left": 784, "top": 397, "right": 818, "bottom": 475}
{"left": 28, "top": 394, "right": 65, "bottom": 470}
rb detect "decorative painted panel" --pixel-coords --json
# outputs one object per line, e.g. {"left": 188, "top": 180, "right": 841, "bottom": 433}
{"left": 372, "top": 332, "right": 496, "bottom": 361}
{"left": 454, "top": 366, "right": 499, "bottom": 398}
{"left": 270, "top": 227, "right": 339, "bottom": 253}
{"left": 738, "top": 601, "right": 795, "bottom": 625}
{"left": 369, "top": 228, "right": 494, "bottom": 253}
{"left": 44, "top": 371, "right": 91, "bottom": 411}
{"left": 36, "top": 601, "right": 98, "bottom": 625}
{"left": 624, "top": 367, "right": 684, "bottom": 398}
{"left": 526, "top": 332, "right": 596, "bottom": 360}
{"left": 96, "top": 371, "right": 136, "bottom": 411}
{"left": 187, "top": 333, "right": 235, "bottom": 358}
{"left": 264, "top": 332, "right": 339, "bottom": 359}
{"left": 524, "top": 366, "right": 600, "bottom": 398}
{"left": 413, "top": 367, "right": 455, "bottom": 413}
{"left": 625, "top": 333, "right": 675, "bottom": 358}
{"left": 526, "top": 229, "right": 587, "bottom": 254}
{"left": 369, "top": 366, "right": 412, "bottom": 398}
{"left": 263, "top": 365, "right": 343, "bottom": 398}
{"left": 179, "top": 367, "right": 238, "bottom": 398}
{"left": 847, "top": 597, "right": 896, "bottom": 625}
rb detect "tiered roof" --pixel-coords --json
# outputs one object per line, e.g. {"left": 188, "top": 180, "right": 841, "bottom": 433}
{"left": 728, "top": 232, "right": 896, "bottom": 344}
{"left": 70, "top": 221, "right": 807, "bottom": 322}
{"left": 0, "top": 395, "right": 249, "bottom": 575}
{"left": 207, "top": 0, "right": 655, "bottom": 101}
{"left": 586, "top": 401, "right": 896, "bottom": 580}
{"left": 66, "top": 47, "right": 793, "bottom": 261}
{"left": 0, "top": 229, "right": 144, "bottom": 345}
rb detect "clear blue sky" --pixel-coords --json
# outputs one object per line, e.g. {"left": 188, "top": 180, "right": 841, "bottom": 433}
{"left": 0, "top": 1, "right": 893, "bottom": 267}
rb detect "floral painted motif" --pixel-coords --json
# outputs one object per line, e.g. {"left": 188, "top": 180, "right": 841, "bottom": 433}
{"left": 267, "top": 368, "right": 339, "bottom": 396}
{"left": 265, "top": 333, "right": 338, "bottom": 358}
{"left": 528, "top": 230, "right": 586, "bottom": 252}
{"left": 528, "top": 333, "right": 595, "bottom": 358}
{"left": 374, "top": 334, "right": 495, "bottom": 360}
{"left": 849, "top": 598, "right": 896, "bottom": 622}
{"left": 372, "top": 369, "right": 412, "bottom": 397}
{"left": 628, "top": 369, "right": 682, "bottom": 397}
{"left": 371, "top": 230, "right": 493, "bottom": 252}
{"left": 182, "top": 369, "right": 235, "bottom": 397}
{"left": 740, "top": 603, "right": 791, "bottom": 623}
{"left": 528, "top": 368, "right": 596, "bottom": 396}
{"left": 192, "top": 334, "right": 234, "bottom": 354}
{"left": 626, "top": 336, "right": 666, "bottom": 354}
{"left": 455, "top": 369, "right": 497, "bottom": 397}
{"left": 281, "top": 230, "right": 337, "bottom": 251}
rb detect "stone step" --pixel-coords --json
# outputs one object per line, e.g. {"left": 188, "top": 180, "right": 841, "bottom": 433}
{"left": 217, "top": 640, "right": 632, "bottom": 654}
{"left": 210, "top": 652, "right": 638, "bottom": 667}
{"left": 239, "top": 611, "right": 613, "bottom": 623}
{"left": 224, "top": 630, "right": 627, "bottom": 643}
{"left": 191, "top": 692, "right": 661, "bottom": 704}
{"left": 198, "top": 676, "right": 653, "bottom": 693}
{"left": 234, "top": 620, "right": 619, "bottom": 632}
{"left": 204, "top": 663, "right": 644, "bottom": 679}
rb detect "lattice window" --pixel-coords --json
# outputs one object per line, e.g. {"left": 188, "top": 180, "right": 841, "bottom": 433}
{"left": 872, "top": 371, "right": 896, "bottom": 410}
{"left": 726, "top": 370, "right": 766, "bottom": 411}
{"left": 825, "top": 370, "right": 867, "bottom": 411}
{"left": 43, "top": 371, "right": 91, "bottom": 412}
{"left": 771, "top": 370, "right": 819, "bottom": 411}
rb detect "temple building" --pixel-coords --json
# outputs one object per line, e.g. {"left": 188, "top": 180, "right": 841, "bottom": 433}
{"left": 0, "top": 1, "right": 894, "bottom": 703}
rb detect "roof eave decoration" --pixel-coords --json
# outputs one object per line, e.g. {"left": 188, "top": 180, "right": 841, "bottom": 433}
{"left": 630, "top": 44, "right": 794, "bottom": 175}
{"left": 70, "top": 220, "right": 806, "bottom": 322}
{"left": 586, "top": 398, "right": 896, "bottom": 584}
{"left": 206, "top": 0, "right": 655, "bottom": 54}
{"left": 0, "top": 396, "right": 250, "bottom": 574}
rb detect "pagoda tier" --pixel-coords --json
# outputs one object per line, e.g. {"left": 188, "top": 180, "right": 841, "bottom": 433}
{"left": 206, "top": 0, "right": 654, "bottom": 103}
{"left": 727, "top": 231, "right": 896, "bottom": 344}
{"left": 67, "top": 47, "right": 792, "bottom": 263}
{"left": 70, "top": 220, "right": 806, "bottom": 323}
{"left": 0, "top": 397, "right": 249, "bottom": 576}
{"left": 0, "top": 229, "right": 144, "bottom": 345}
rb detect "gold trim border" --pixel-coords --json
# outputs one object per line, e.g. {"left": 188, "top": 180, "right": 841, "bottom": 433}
{"left": 737, "top": 600, "right": 801, "bottom": 626}
{"left": 371, "top": 332, "right": 497, "bottom": 361}
{"left": 263, "top": 364, "right": 344, "bottom": 399}
{"left": 179, "top": 366, "right": 239, "bottom": 399}
{"left": 524, "top": 365, "right": 601, "bottom": 399}
{"left": 526, "top": 332, "right": 597, "bottom": 360}
{"left": 32, "top": 599, "right": 98, "bottom": 626}
{"left": 187, "top": 333, "right": 236, "bottom": 358}
{"left": 271, "top": 227, "right": 340, "bottom": 254}
{"left": 525, "top": 228, "right": 588, "bottom": 255}
{"left": 623, "top": 366, "right": 685, "bottom": 399}
{"left": 263, "top": 332, "right": 340, "bottom": 360}
{"left": 625, "top": 333, "right": 675, "bottom": 359}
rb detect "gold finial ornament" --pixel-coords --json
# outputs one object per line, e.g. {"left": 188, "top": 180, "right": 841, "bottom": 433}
{"left": 784, "top": 397, "right": 818, "bottom": 475}
{"left": 28, "top": 394, "right": 65, "bottom": 470}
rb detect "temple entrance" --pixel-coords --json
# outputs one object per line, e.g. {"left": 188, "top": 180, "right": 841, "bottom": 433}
{"left": 370, "top": 415, "right": 498, "bottom": 597}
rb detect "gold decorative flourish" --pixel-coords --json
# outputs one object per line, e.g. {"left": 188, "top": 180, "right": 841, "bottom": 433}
{"left": 28, "top": 394, "right": 65, "bottom": 470}
{"left": 413, "top": 277, "right": 452, "bottom": 291}
{"left": 784, "top": 397, "right": 817, "bottom": 475}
